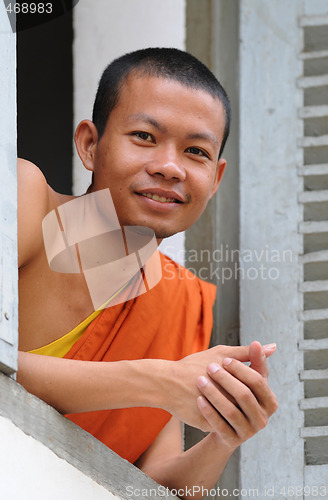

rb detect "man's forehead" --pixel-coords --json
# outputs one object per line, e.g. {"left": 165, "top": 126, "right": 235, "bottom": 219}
{"left": 121, "top": 71, "right": 222, "bottom": 107}
{"left": 119, "top": 73, "right": 225, "bottom": 124}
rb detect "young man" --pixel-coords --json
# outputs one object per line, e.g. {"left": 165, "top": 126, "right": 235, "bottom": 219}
{"left": 17, "top": 48, "right": 277, "bottom": 497}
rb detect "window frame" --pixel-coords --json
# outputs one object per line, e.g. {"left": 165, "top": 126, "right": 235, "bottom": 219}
{"left": 0, "top": 3, "right": 18, "bottom": 376}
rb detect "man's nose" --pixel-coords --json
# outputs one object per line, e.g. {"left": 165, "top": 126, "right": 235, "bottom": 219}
{"left": 145, "top": 148, "right": 186, "bottom": 181}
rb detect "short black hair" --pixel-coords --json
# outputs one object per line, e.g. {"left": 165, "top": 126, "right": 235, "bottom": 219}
{"left": 92, "top": 47, "right": 231, "bottom": 158}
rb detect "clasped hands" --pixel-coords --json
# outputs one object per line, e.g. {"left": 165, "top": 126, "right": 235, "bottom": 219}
{"left": 167, "top": 341, "right": 278, "bottom": 452}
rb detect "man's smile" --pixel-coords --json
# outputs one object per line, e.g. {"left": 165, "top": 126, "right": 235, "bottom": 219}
{"left": 141, "top": 193, "right": 177, "bottom": 203}
{"left": 134, "top": 189, "right": 186, "bottom": 213}
{"left": 135, "top": 188, "right": 187, "bottom": 204}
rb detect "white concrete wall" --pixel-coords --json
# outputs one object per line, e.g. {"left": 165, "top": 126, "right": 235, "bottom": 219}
{"left": 239, "top": 0, "right": 304, "bottom": 494}
{"left": 0, "top": 416, "right": 120, "bottom": 500}
{"left": 0, "top": 373, "right": 177, "bottom": 500}
{"left": 73, "top": 0, "right": 186, "bottom": 263}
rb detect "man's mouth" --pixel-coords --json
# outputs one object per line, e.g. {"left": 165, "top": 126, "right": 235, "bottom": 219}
{"left": 140, "top": 192, "right": 180, "bottom": 203}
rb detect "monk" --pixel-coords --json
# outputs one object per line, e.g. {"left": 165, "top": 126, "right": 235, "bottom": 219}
{"left": 17, "top": 47, "right": 277, "bottom": 497}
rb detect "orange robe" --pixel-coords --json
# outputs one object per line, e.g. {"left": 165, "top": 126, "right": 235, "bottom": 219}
{"left": 64, "top": 253, "right": 216, "bottom": 463}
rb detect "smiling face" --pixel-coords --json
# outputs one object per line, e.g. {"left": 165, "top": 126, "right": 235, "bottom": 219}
{"left": 81, "top": 74, "right": 226, "bottom": 239}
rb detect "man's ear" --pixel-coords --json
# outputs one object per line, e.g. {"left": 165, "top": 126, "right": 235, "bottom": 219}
{"left": 74, "top": 120, "right": 99, "bottom": 172}
{"left": 209, "top": 158, "right": 226, "bottom": 199}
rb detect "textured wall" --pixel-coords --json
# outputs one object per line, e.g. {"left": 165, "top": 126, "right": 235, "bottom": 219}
{"left": 239, "top": 0, "right": 305, "bottom": 494}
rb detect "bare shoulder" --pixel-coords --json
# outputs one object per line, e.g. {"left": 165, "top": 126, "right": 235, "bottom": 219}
{"left": 18, "top": 158, "right": 51, "bottom": 268}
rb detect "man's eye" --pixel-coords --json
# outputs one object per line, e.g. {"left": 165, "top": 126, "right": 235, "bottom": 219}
{"left": 186, "top": 147, "right": 209, "bottom": 158}
{"left": 134, "top": 132, "right": 153, "bottom": 142}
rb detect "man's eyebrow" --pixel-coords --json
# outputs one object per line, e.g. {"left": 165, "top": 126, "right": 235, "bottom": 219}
{"left": 127, "top": 113, "right": 167, "bottom": 133}
{"left": 186, "top": 132, "right": 220, "bottom": 149}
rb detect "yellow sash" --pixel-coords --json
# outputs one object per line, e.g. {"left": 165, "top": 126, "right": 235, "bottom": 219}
{"left": 29, "top": 308, "right": 103, "bottom": 357}
{"left": 29, "top": 285, "right": 126, "bottom": 357}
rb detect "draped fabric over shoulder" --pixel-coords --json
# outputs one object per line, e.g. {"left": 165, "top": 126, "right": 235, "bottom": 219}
{"left": 64, "top": 253, "right": 216, "bottom": 463}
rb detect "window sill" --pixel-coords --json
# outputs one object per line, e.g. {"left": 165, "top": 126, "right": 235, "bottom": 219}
{"left": 0, "top": 372, "right": 176, "bottom": 499}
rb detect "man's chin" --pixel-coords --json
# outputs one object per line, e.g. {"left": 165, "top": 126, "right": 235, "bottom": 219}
{"left": 121, "top": 223, "right": 179, "bottom": 242}
{"left": 154, "top": 229, "right": 178, "bottom": 240}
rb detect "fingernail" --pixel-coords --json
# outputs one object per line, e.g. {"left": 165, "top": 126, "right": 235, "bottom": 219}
{"left": 223, "top": 357, "right": 232, "bottom": 366}
{"left": 208, "top": 363, "right": 221, "bottom": 374}
{"left": 263, "top": 343, "right": 277, "bottom": 351}
{"left": 198, "top": 376, "right": 209, "bottom": 388}
{"left": 197, "top": 396, "right": 207, "bottom": 408}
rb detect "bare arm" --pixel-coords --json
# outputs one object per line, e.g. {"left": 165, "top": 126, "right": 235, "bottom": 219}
{"left": 17, "top": 158, "right": 50, "bottom": 268}
{"left": 17, "top": 354, "right": 176, "bottom": 415}
{"left": 136, "top": 419, "right": 233, "bottom": 498}
{"left": 18, "top": 343, "right": 276, "bottom": 432}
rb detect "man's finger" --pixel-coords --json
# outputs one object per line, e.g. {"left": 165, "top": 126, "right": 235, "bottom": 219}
{"left": 212, "top": 342, "right": 276, "bottom": 364}
{"left": 263, "top": 343, "right": 277, "bottom": 358}
{"left": 249, "top": 341, "right": 269, "bottom": 379}
{"left": 208, "top": 359, "right": 278, "bottom": 417}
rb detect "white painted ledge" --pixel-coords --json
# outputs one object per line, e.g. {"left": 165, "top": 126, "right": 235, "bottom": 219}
{"left": 305, "top": 464, "right": 328, "bottom": 486}
{"left": 299, "top": 135, "right": 328, "bottom": 148}
{"left": 0, "top": 373, "right": 176, "bottom": 500}
{"left": 299, "top": 15, "right": 328, "bottom": 26}
{"left": 299, "top": 338, "right": 328, "bottom": 349}
{"left": 299, "top": 105, "right": 328, "bottom": 119}
{"left": 298, "top": 164, "right": 328, "bottom": 176}
{"left": 300, "top": 250, "right": 328, "bottom": 264}
{"left": 300, "top": 49, "right": 328, "bottom": 60}
{"left": 297, "top": 74, "right": 328, "bottom": 88}
{"left": 300, "top": 310, "right": 328, "bottom": 321}
{"left": 300, "top": 369, "right": 328, "bottom": 380}
{"left": 299, "top": 221, "right": 328, "bottom": 234}
{"left": 300, "top": 396, "right": 328, "bottom": 410}
{"left": 300, "top": 280, "right": 328, "bottom": 292}
{"left": 301, "top": 426, "right": 328, "bottom": 438}
{"left": 299, "top": 190, "right": 328, "bottom": 203}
